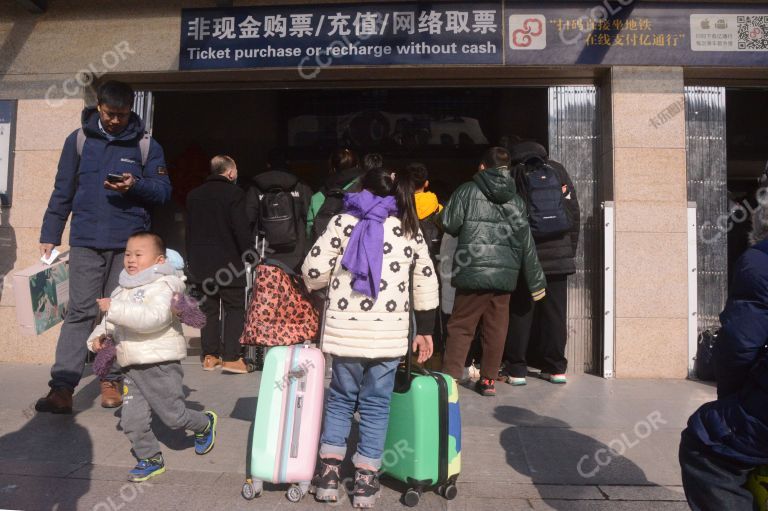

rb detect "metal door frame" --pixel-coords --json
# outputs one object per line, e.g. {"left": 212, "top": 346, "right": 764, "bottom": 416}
{"left": 548, "top": 85, "right": 602, "bottom": 375}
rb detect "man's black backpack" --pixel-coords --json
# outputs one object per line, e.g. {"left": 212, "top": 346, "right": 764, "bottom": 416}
{"left": 517, "top": 162, "right": 572, "bottom": 238}
{"left": 258, "top": 186, "right": 301, "bottom": 252}
{"left": 419, "top": 210, "right": 443, "bottom": 257}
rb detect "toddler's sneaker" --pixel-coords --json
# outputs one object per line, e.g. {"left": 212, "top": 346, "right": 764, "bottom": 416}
{"left": 506, "top": 376, "right": 527, "bottom": 386}
{"left": 128, "top": 455, "right": 165, "bottom": 482}
{"left": 540, "top": 373, "right": 567, "bottom": 384}
{"left": 309, "top": 458, "right": 343, "bottom": 502}
{"left": 352, "top": 469, "right": 381, "bottom": 508}
{"left": 475, "top": 377, "right": 496, "bottom": 396}
{"left": 195, "top": 411, "right": 217, "bottom": 455}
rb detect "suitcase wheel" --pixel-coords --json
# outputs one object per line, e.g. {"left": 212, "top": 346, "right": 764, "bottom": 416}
{"left": 242, "top": 479, "right": 263, "bottom": 500}
{"left": 404, "top": 488, "right": 421, "bottom": 507}
{"left": 439, "top": 483, "right": 458, "bottom": 500}
{"left": 286, "top": 484, "right": 306, "bottom": 503}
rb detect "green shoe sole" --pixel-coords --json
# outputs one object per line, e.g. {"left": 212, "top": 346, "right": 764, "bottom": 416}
{"left": 128, "top": 465, "right": 166, "bottom": 483}
{"left": 196, "top": 411, "right": 218, "bottom": 455}
{"left": 540, "top": 373, "right": 567, "bottom": 384}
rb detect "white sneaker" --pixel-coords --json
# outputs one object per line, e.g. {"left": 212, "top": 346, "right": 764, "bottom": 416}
{"left": 467, "top": 364, "right": 481, "bottom": 381}
{"left": 539, "top": 372, "right": 567, "bottom": 384}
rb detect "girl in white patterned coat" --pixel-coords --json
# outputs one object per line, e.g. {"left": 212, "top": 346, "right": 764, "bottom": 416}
{"left": 302, "top": 167, "right": 439, "bottom": 507}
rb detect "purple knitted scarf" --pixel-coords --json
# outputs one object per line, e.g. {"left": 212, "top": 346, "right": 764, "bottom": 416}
{"left": 341, "top": 190, "right": 398, "bottom": 299}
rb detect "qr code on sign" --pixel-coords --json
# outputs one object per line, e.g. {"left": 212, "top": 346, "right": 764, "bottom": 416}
{"left": 737, "top": 15, "right": 768, "bottom": 50}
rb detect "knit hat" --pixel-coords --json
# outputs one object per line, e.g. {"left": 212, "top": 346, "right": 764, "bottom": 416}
{"left": 166, "top": 248, "right": 185, "bottom": 271}
{"left": 510, "top": 141, "right": 548, "bottom": 165}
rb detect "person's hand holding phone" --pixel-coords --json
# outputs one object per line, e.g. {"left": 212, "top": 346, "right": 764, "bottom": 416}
{"left": 104, "top": 172, "right": 135, "bottom": 193}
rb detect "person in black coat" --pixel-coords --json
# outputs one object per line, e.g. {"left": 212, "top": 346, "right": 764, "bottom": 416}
{"left": 186, "top": 155, "right": 253, "bottom": 373}
{"left": 502, "top": 141, "right": 580, "bottom": 385}
{"left": 679, "top": 206, "right": 768, "bottom": 511}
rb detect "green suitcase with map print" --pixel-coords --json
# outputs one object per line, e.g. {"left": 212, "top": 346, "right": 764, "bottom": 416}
{"left": 381, "top": 357, "right": 461, "bottom": 507}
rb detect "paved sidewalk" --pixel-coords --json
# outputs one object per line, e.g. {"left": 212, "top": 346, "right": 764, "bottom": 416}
{"left": 0, "top": 360, "right": 714, "bottom": 510}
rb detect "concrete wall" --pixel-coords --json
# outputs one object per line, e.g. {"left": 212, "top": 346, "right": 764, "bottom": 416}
{"left": 0, "top": 98, "right": 81, "bottom": 363}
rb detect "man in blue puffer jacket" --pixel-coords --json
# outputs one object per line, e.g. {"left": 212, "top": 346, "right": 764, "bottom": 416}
{"left": 35, "top": 80, "right": 171, "bottom": 414}
{"left": 680, "top": 206, "right": 768, "bottom": 510}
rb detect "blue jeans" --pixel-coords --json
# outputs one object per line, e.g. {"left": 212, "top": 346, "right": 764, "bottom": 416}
{"left": 320, "top": 356, "right": 400, "bottom": 470}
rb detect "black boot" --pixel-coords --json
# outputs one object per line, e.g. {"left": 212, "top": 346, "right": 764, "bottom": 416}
{"left": 309, "top": 458, "right": 343, "bottom": 502}
{"left": 35, "top": 387, "right": 73, "bottom": 414}
{"left": 352, "top": 469, "right": 381, "bottom": 508}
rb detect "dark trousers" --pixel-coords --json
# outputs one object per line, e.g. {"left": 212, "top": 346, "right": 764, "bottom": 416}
{"left": 504, "top": 274, "right": 568, "bottom": 377}
{"left": 465, "top": 323, "right": 483, "bottom": 367}
{"left": 200, "top": 286, "right": 245, "bottom": 362}
{"left": 439, "top": 313, "right": 482, "bottom": 367}
{"left": 442, "top": 291, "right": 510, "bottom": 381}
{"left": 50, "top": 246, "right": 123, "bottom": 390}
{"left": 679, "top": 429, "right": 757, "bottom": 511}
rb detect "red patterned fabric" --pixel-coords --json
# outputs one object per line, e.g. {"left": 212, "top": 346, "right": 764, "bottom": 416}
{"left": 240, "top": 265, "right": 319, "bottom": 346}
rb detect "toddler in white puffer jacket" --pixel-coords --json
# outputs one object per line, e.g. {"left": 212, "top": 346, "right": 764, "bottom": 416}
{"left": 87, "top": 232, "right": 217, "bottom": 483}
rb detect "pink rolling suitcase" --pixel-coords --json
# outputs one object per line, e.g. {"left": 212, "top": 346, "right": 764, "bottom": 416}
{"left": 242, "top": 342, "right": 325, "bottom": 502}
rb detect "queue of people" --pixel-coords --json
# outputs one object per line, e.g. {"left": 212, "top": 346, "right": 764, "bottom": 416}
{"left": 28, "top": 79, "right": 768, "bottom": 511}
{"left": 32, "top": 80, "right": 583, "bottom": 498}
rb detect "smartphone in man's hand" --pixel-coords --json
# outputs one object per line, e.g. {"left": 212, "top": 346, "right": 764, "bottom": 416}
{"left": 106, "top": 173, "right": 126, "bottom": 183}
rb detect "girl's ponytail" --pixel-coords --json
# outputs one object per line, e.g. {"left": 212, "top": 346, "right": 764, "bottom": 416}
{"left": 394, "top": 167, "right": 419, "bottom": 239}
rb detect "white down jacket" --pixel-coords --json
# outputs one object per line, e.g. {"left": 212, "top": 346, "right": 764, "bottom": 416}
{"left": 87, "top": 269, "right": 187, "bottom": 367}
{"left": 302, "top": 214, "right": 439, "bottom": 358}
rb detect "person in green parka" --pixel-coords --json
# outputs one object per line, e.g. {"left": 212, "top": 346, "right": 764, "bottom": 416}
{"left": 439, "top": 146, "right": 546, "bottom": 397}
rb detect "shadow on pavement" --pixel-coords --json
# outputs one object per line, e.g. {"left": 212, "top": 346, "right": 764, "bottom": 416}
{"left": 0, "top": 390, "right": 93, "bottom": 509}
{"left": 496, "top": 405, "right": 676, "bottom": 508}
{"left": 230, "top": 396, "right": 258, "bottom": 422}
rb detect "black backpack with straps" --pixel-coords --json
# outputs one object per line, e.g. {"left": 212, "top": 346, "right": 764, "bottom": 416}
{"left": 419, "top": 210, "right": 443, "bottom": 258}
{"left": 258, "top": 185, "right": 301, "bottom": 252}
{"left": 517, "top": 162, "right": 572, "bottom": 238}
